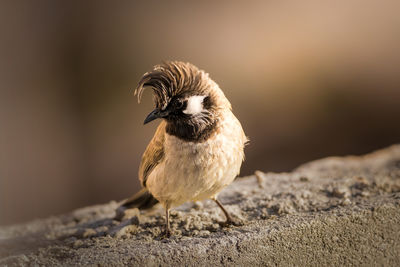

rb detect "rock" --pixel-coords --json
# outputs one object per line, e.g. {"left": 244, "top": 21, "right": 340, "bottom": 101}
{"left": 340, "top": 198, "right": 352, "bottom": 206}
{"left": 107, "top": 216, "right": 140, "bottom": 237}
{"left": 122, "top": 208, "right": 140, "bottom": 220}
{"left": 1, "top": 145, "right": 400, "bottom": 266}
{"left": 299, "top": 176, "right": 309, "bottom": 182}
{"left": 82, "top": 228, "right": 97, "bottom": 238}
{"left": 331, "top": 186, "right": 351, "bottom": 198}
{"left": 72, "top": 239, "right": 84, "bottom": 248}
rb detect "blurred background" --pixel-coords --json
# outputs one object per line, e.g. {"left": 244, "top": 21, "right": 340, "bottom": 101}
{"left": 1, "top": 0, "right": 399, "bottom": 225}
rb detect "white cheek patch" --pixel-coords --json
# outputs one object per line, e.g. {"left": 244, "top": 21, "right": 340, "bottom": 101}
{"left": 183, "top": 95, "right": 206, "bottom": 115}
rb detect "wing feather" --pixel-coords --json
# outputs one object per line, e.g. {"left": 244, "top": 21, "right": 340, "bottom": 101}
{"left": 139, "top": 121, "right": 166, "bottom": 187}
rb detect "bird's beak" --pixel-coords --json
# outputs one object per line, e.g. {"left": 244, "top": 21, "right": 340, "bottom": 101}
{"left": 143, "top": 108, "right": 169, "bottom": 124}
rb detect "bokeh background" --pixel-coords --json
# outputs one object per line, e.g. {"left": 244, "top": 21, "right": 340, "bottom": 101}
{"left": 1, "top": 0, "right": 399, "bottom": 225}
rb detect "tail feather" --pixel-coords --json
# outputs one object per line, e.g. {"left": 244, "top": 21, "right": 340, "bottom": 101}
{"left": 114, "top": 188, "right": 159, "bottom": 221}
{"left": 121, "top": 188, "right": 159, "bottom": 210}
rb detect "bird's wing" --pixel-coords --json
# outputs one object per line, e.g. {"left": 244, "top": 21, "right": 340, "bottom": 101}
{"left": 139, "top": 120, "right": 166, "bottom": 187}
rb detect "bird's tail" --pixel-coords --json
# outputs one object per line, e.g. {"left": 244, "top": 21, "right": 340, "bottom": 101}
{"left": 114, "top": 188, "right": 159, "bottom": 220}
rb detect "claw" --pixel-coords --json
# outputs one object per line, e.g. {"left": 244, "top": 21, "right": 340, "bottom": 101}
{"left": 219, "top": 217, "right": 243, "bottom": 228}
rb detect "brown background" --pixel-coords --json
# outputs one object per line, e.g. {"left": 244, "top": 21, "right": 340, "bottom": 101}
{"left": 1, "top": 0, "right": 399, "bottom": 225}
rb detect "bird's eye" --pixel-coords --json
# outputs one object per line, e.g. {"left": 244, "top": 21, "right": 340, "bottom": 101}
{"left": 175, "top": 99, "right": 184, "bottom": 109}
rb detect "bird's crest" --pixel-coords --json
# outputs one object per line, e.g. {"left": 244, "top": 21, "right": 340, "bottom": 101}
{"left": 135, "top": 61, "right": 210, "bottom": 109}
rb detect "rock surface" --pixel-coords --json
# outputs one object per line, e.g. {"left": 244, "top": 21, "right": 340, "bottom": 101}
{"left": 1, "top": 145, "right": 400, "bottom": 266}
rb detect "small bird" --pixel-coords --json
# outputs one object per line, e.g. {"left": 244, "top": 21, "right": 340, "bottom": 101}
{"left": 116, "top": 61, "right": 247, "bottom": 236}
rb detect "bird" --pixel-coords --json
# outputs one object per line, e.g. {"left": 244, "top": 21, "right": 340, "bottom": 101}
{"left": 116, "top": 61, "right": 248, "bottom": 237}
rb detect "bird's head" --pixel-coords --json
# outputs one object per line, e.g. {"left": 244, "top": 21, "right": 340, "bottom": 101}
{"left": 135, "top": 61, "right": 231, "bottom": 141}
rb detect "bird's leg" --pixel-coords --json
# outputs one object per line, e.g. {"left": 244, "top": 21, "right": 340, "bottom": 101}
{"left": 213, "top": 198, "right": 242, "bottom": 226}
{"left": 164, "top": 206, "right": 171, "bottom": 237}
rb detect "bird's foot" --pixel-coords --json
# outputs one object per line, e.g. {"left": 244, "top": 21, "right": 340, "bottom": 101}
{"left": 219, "top": 217, "right": 243, "bottom": 228}
{"left": 162, "top": 227, "right": 172, "bottom": 238}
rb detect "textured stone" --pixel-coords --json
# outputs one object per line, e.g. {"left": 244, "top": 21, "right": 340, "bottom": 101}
{"left": 1, "top": 145, "right": 400, "bottom": 266}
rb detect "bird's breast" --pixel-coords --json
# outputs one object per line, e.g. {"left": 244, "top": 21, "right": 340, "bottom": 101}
{"left": 146, "top": 111, "right": 246, "bottom": 208}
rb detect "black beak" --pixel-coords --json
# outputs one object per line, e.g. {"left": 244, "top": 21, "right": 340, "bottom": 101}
{"left": 143, "top": 109, "right": 169, "bottom": 124}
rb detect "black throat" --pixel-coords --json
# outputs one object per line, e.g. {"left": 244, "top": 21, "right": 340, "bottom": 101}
{"left": 165, "top": 118, "right": 218, "bottom": 143}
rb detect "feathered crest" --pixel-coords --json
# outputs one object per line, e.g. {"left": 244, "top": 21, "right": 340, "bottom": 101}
{"left": 135, "top": 61, "right": 210, "bottom": 109}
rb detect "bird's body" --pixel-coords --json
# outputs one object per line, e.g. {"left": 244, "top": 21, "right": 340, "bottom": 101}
{"left": 117, "top": 61, "right": 247, "bottom": 236}
{"left": 146, "top": 110, "right": 246, "bottom": 208}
